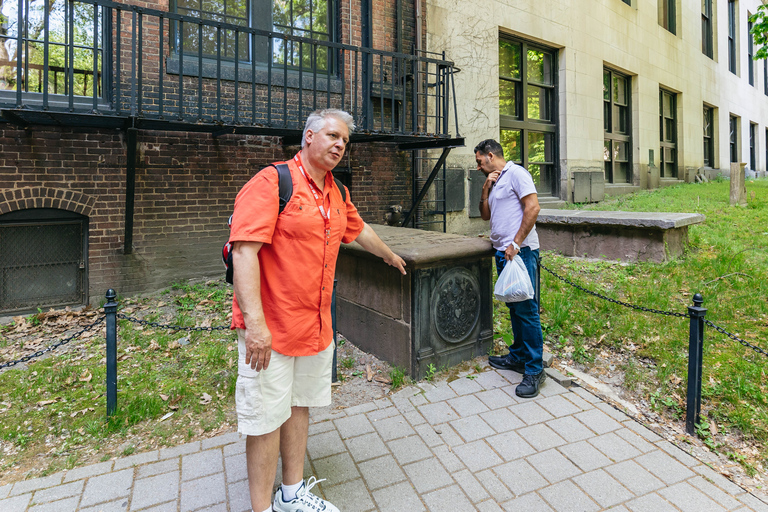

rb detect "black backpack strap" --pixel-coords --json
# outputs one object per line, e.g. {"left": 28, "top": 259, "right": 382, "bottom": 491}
{"left": 274, "top": 163, "right": 293, "bottom": 213}
{"left": 334, "top": 177, "right": 347, "bottom": 204}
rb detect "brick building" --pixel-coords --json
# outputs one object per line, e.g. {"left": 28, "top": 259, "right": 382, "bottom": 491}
{"left": 0, "top": 0, "right": 462, "bottom": 314}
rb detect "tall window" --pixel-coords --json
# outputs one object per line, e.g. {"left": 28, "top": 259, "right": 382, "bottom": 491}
{"left": 174, "top": 0, "right": 334, "bottom": 69}
{"left": 749, "top": 122, "right": 756, "bottom": 170}
{"left": 660, "top": 0, "right": 676, "bottom": 34}
{"left": 748, "top": 20, "right": 755, "bottom": 86}
{"left": 659, "top": 89, "right": 677, "bottom": 178}
{"left": 728, "top": 0, "right": 737, "bottom": 74}
{"left": 702, "top": 0, "right": 713, "bottom": 58}
{"left": 604, "top": 69, "right": 631, "bottom": 183}
{"left": 499, "top": 37, "right": 558, "bottom": 196}
{"left": 621, "top": 0, "right": 631, "bottom": 5}
{"left": 0, "top": 1, "right": 106, "bottom": 97}
{"left": 730, "top": 115, "right": 739, "bottom": 163}
{"left": 703, "top": 105, "right": 714, "bottom": 168}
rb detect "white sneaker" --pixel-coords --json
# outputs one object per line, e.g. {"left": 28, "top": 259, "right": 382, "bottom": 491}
{"left": 272, "top": 476, "right": 340, "bottom": 512}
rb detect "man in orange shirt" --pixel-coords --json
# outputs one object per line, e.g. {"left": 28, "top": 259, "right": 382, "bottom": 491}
{"left": 230, "top": 109, "right": 406, "bottom": 512}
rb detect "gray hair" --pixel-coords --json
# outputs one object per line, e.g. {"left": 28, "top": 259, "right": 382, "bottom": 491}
{"left": 301, "top": 109, "right": 355, "bottom": 148}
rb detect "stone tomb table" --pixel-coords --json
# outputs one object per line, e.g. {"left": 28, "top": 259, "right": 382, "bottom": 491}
{"left": 336, "top": 225, "right": 495, "bottom": 379}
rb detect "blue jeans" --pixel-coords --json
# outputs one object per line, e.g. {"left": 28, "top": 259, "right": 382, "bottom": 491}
{"left": 495, "top": 248, "right": 543, "bottom": 375}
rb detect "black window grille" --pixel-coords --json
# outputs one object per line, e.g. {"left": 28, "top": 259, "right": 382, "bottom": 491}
{"left": 728, "top": 0, "right": 737, "bottom": 74}
{"left": 750, "top": 122, "right": 756, "bottom": 170}
{"left": 0, "top": 0, "right": 108, "bottom": 99}
{"left": 0, "top": 209, "right": 87, "bottom": 315}
{"left": 659, "top": 88, "right": 677, "bottom": 178}
{"left": 730, "top": 115, "right": 739, "bottom": 163}
{"left": 499, "top": 36, "right": 558, "bottom": 197}
{"left": 603, "top": 68, "right": 631, "bottom": 184}
{"left": 703, "top": 105, "right": 714, "bottom": 168}
{"left": 702, "top": 0, "right": 713, "bottom": 58}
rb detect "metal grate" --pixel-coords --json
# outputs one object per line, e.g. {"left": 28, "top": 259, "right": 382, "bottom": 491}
{"left": 0, "top": 220, "right": 86, "bottom": 314}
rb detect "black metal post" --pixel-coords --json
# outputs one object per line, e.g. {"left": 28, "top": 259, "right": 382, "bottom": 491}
{"left": 685, "top": 293, "right": 706, "bottom": 435}
{"left": 331, "top": 279, "right": 338, "bottom": 383}
{"left": 105, "top": 289, "right": 118, "bottom": 418}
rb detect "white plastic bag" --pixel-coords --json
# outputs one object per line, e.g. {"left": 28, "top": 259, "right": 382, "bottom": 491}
{"left": 494, "top": 255, "right": 534, "bottom": 303}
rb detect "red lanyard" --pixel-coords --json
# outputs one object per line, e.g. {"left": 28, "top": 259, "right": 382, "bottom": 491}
{"left": 294, "top": 154, "right": 331, "bottom": 236}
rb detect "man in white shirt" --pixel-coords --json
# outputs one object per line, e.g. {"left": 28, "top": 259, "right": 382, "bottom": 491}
{"left": 475, "top": 139, "right": 545, "bottom": 398}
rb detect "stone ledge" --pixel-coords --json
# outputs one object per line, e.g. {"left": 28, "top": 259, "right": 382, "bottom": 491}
{"left": 537, "top": 209, "right": 705, "bottom": 230}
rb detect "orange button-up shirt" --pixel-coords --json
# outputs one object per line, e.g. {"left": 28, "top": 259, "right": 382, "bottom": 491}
{"left": 229, "top": 154, "right": 365, "bottom": 356}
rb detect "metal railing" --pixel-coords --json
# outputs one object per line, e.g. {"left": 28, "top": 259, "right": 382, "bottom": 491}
{"left": 1, "top": 0, "right": 460, "bottom": 138}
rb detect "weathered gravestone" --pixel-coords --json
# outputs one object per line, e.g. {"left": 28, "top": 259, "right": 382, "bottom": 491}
{"left": 335, "top": 225, "right": 495, "bottom": 379}
{"left": 730, "top": 162, "right": 747, "bottom": 206}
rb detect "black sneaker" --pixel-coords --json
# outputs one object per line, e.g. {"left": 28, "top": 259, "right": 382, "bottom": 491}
{"left": 488, "top": 354, "right": 525, "bottom": 374}
{"left": 515, "top": 371, "right": 546, "bottom": 398}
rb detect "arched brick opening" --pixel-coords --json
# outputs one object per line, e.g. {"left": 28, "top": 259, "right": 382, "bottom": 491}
{"left": 0, "top": 187, "right": 96, "bottom": 217}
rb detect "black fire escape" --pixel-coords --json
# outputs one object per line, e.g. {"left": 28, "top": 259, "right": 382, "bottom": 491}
{"left": 0, "top": 0, "right": 463, "bottom": 246}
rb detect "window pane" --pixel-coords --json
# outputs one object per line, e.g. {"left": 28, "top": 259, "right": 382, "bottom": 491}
{"left": 527, "top": 49, "right": 552, "bottom": 84}
{"left": 603, "top": 70, "right": 610, "bottom": 101}
{"left": 500, "top": 129, "right": 522, "bottom": 162}
{"left": 528, "top": 131, "right": 552, "bottom": 163}
{"left": 703, "top": 107, "right": 712, "bottom": 136}
{"left": 499, "top": 40, "right": 521, "bottom": 79}
{"left": 528, "top": 164, "right": 541, "bottom": 187}
{"left": 613, "top": 75, "right": 627, "bottom": 105}
{"left": 604, "top": 140, "right": 612, "bottom": 162}
{"left": 663, "top": 93, "right": 673, "bottom": 118}
{"left": 613, "top": 104, "right": 628, "bottom": 134}
{"left": 499, "top": 79, "right": 517, "bottom": 117}
{"left": 604, "top": 101, "right": 611, "bottom": 132}
{"left": 526, "top": 86, "right": 549, "bottom": 121}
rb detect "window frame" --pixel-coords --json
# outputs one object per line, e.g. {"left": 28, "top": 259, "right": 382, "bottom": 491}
{"left": 749, "top": 122, "right": 756, "bottom": 170}
{"left": 728, "top": 0, "right": 737, "bottom": 74}
{"left": 703, "top": 105, "right": 715, "bottom": 168}
{"left": 659, "top": 88, "right": 678, "bottom": 178}
{"left": 498, "top": 35, "right": 559, "bottom": 197}
{"left": 702, "top": 0, "right": 713, "bottom": 58}
{"left": 170, "top": 0, "right": 337, "bottom": 71}
{"left": 0, "top": 1, "right": 112, "bottom": 105}
{"left": 729, "top": 115, "right": 739, "bottom": 163}
{"left": 603, "top": 68, "right": 632, "bottom": 184}
{"left": 748, "top": 19, "right": 755, "bottom": 86}
{"left": 660, "top": 0, "right": 676, "bottom": 35}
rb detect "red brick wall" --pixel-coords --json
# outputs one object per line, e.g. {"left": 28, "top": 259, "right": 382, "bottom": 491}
{"left": 0, "top": 125, "right": 411, "bottom": 306}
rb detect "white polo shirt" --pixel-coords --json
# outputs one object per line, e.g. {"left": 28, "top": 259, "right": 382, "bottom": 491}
{"left": 487, "top": 161, "right": 540, "bottom": 252}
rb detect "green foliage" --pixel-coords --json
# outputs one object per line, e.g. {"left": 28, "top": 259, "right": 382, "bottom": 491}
{"left": 340, "top": 357, "right": 355, "bottom": 369}
{"left": 751, "top": 6, "right": 768, "bottom": 61}
{"left": 389, "top": 367, "right": 406, "bottom": 390}
{"left": 425, "top": 363, "right": 436, "bottom": 382}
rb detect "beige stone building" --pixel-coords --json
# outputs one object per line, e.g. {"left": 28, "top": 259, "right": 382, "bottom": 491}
{"left": 425, "top": 0, "right": 768, "bottom": 233}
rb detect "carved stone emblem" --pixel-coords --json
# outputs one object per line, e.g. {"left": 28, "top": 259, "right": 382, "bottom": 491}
{"left": 432, "top": 268, "right": 481, "bottom": 343}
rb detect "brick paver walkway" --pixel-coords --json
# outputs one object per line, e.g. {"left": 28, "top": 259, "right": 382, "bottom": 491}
{"left": 2, "top": 367, "right": 767, "bottom": 512}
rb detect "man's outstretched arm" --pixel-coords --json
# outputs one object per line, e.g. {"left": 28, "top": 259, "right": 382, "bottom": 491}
{"left": 354, "top": 223, "right": 407, "bottom": 275}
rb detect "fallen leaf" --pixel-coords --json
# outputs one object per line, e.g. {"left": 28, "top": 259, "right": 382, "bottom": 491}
{"left": 374, "top": 376, "right": 391, "bottom": 384}
{"left": 573, "top": 325, "right": 584, "bottom": 335}
{"left": 199, "top": 393, "right": 212, "bottom": 405}
{"left": 159, "top": 412, "right": 174, "bottom": 422}
{"left": 117, "top": 354, "right": 130, "bottom": 362}
{"left": 710, "top": 419, "right": 719, "bottom": 436}
{"left": 227, "top": 345, "right": 235, "bottom": 352}
{"left": 78, "top": 370, "right": 92, "bottom": 383}
{"left": 37, "top": 399, "right": 57, "bottom": 407}
{"left": 669, "top": 374, "right": 681, "bottom": 386}
{"left": 168, "top": 341, "right": 182, "bottom": 350}
{"left": 148, "top": 340, "right": 161, "bottom": 351}
{"left": 366, "top": 364, "right": 373, "bottom": 382}
{"left": 159, "top": 394, "right": 169, "bottom": 401}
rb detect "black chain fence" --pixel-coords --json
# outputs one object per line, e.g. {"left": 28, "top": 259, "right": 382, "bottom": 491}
{"left": 0, "top": 315, "right": 105, "bottom": 371}
{"left": 539, "top": 262, "right": 767, "bottom": 359}
{"left": 116, "top": 313, "right": 231, "bottom": 332}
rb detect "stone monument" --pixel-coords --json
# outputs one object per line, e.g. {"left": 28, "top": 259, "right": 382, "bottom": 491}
{"left": 335, "top": 225, "right": 495, "bottom": 379}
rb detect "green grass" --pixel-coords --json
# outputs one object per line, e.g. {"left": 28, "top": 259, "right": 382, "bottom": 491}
{"left": 499, "top": 178, "right": 768, "bottom": 468}
{"left": 0, "top": 280, "right": 238, "bottom": 479}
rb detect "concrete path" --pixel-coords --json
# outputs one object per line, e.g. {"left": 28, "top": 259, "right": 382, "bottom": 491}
{"left": 2, "top": 367, "right": 767, "bottom": 512}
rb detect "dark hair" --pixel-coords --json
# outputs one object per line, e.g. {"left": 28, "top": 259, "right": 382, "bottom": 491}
{"left": 473, "top": 139, "right": 504, "bottom": 158}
